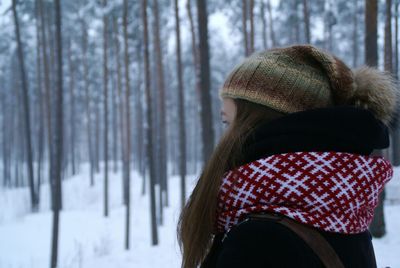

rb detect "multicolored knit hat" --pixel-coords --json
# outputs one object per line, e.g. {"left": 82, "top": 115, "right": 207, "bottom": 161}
{"left": 220, "top": 45, "right": 398, "bottom": 126}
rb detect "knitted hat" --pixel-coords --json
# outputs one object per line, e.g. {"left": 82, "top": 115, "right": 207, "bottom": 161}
{"left": 220, "top": 45, "right": 398, "bottom": 126}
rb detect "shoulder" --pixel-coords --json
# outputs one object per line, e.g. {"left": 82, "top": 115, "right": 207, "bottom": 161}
{"left": 209, "top": 219, "right": 376, "bottom": 268}
{"left": 214, "top": 219, "right": 324, "bottom": 268}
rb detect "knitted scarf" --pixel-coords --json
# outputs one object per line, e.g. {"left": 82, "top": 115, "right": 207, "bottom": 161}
{"left": 216, "top": 151, "right": 393, "bottom": 234}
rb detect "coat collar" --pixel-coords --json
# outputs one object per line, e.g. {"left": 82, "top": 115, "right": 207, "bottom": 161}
{"left": 241, "top": 106, "right": 389, "bottom": 164}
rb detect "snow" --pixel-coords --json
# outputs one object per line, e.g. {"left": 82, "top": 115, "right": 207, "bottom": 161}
{"left": 373, "top": 205, "right": 400, "bottom": 268}
{"left": 0, "top": 164, "right": 196, "bottom": 268}
{"left": 0, "top": 164, "right": 399, "bottom": 268}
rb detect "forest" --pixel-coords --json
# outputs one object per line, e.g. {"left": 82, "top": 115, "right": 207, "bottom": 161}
{"left": 0, "top": 0, "right": 399, "bottom": 267}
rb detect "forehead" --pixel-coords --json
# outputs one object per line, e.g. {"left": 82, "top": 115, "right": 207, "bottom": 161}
{"left": 222, "top": 97, "right": 235, "bottom": 108}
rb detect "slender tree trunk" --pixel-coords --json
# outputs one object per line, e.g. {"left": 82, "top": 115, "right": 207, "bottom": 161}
{"left": 14, "top": 58, "right": 26, "bottom": 189}
{"left": 1, "top": 72, "right": 11, "bottom": 188}
{"left": 109, "top": 25, "right": 118, "bottom": 174}
{"left": 39, "top": 0, "right": 54, "bottom": 208}
{"left": 242, "top": 0, "right": 249, "bottom": 56}
{"left": 103, "top": 0, "right": 109, "bottom": 218}
{"left": 327, "top": 0, "right": 334, "bottom": 51}
{"left": 82, "top": 22, "right": 95, "bottom": 186}
{"left": 112, "top": 72, "right": 118, "bottom": 174}
{"left": 1, "top": 86, "right": 10, "bottom": 187}
{"left": 152, "top": 0, "right": 168, "bottom": 225}
{"left": 123, "top": 0, "right": 132, "bottom": 249}
{"left": 35, "top": 0, "right": 44, "bottom": 202}
{"left": 249, "top": 0, "right": 255, "bottom": 54}
{"left": 267, "top": 0, "right": 277, "bottom": 47}
{"left": 197, "top": 0, "right": 215, "bottom": 163}
{"left": 396, "top": 0, "right": 399, "bottom": 78}
{"left": 95, "top": 101, "right": 100, "bottom": 173}
{"left": 174, "top": 0, "right": 187, "bottom": 209}
{"left": 385, "top": 0, "right": 393, "bottom": 73}
{"left": 186, "top": 0, "right": 202, "bottom": 173}
{"left": 187, "top": 0, "right": 202, "bottom": 173}
{"left": 142, "top": 0, "right": 159, "bottom": 245}
{"left": 50, "top": 0, "right": 63, "bottom": 266}
{"left": 392, "top": 1, "right": 400, "bottom": 166}
{"left": 113, "top": 15, "right": 127, "bottom": 203}
{"left": 365, "top": 0, "right": 378, "bottom": 67}
{"left": 384, "top": 0, "right": 393, "bottom": 163}
{"left": 67, "top": 39, "right": 76, "bottom": 176}
{"left": 293, "top": 0, "right": 300, "bottom": 44}
{"left": 366, "top": 0, "right": 386, "bottom": 238}
{"left": 12, "top": 0, "right": 38, "bottom": 212}
{"left": 134, "top": 49, "right": 145, "bottom": 196}
{"left": 186, "top": 0, "right": 201, "bottom": 99}
{"left": 15, "top": 156, "right": 20, "bottom": 188}
{"left": 261, "top": 0, "right": 268, "bottom": 49}
{"left": 303, "top": 0, "right": 311, "bottom": 43}
{"left": 353, "top": 0, "right": 359, "bottom": 67}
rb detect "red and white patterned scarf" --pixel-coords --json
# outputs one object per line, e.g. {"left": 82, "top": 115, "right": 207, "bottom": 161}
{"left": 216, "top": 151, "right": 393, "bottom": 234}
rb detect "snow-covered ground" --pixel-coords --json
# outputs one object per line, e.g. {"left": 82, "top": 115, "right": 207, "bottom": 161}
{"left": 0, "top": 164, "right": 399, "bottom": 268}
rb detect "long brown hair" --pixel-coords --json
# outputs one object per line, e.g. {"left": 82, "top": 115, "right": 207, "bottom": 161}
{"left": 177, "top": 98, "right": 284, "bottom": 268}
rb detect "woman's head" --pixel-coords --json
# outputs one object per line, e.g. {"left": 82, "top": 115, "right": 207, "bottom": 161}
{"left": 220, "top": 45, "right": 398, "bottom": 126}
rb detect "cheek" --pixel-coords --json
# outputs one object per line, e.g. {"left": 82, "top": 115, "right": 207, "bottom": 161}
{"left": 226, "top": 103, "right": 236, "bottom": 122}
{"left": 221, "top": 98, "right": 237, "bottom": 123}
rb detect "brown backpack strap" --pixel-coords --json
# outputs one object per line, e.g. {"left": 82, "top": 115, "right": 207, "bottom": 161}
{"left": 248, "top": 213, "right": 345, "bottom": 268}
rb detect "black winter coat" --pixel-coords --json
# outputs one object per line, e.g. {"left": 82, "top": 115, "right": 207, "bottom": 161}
{"left": 201, "top": 106, "right": 388, "bottom": 268}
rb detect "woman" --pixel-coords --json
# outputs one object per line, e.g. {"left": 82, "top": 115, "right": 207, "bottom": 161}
{"left": 177, "top": 45, "right": 397, "bottom": 268}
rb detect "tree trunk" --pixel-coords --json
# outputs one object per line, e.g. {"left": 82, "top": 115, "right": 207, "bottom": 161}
{"left": 12, "top": 0, "right": 38, "bottom": 212}
{"left": 260, "top": 0, "right": 268, "bottom": 49}
{"left": 187, "top": 0, "right": 202, "bottom": 173}
{"left": 113, "top": 15, "right": 127, "bottom": 204}
{"left": 186, "top": 0, "right": 201, "bottom": 99}
{"left": 50, "top": 0, "right": 63, "bottom": 266}
{"left": 103, "top": 0, "right": 109, "bottom": 218}
{"left": 134, "top": 49, "right": 145, "bottom": 196}
{"left": 267, "top": 0, "right": 277, "bottom": 47}
{"left": 367, "top": 0, "right": 386, "bottom": 238}
{"left": 293, "top": 0, "right": 300, "bottom": 44}
{"left": 67, "top": 39, "right": 76, "bottom": 176}
{"left": 303, "top": 0, "right": 311, "bottom": 43}
{"left": 1, "top": 85, "right": 10, "bottom": 187}
{"left": 396, "top": 0, "right": 399, "bottom": 78}
{"left": 123, "top": 0, "right": 132, "bottom": 249}
{"left": 249, "top": 0, "right": 255, "bottom": 54}
{"left": 152, "top": 0, "right": 168, "bottom": 225}
{"left": 384, "top": 0, "right": 393, "bottom": 73}
{"left": 353, "top": 0, "right": 359, "bottom": 67}
{"left": 242, "top": 0, "right": 249, "bottom": 56}
{"left": 95, "top": 100, "right": 100, "bottom": 173}
{"left": 35, "top": 0, "right": 44, "bottom": 202}
{"left": 392, "top": 0, "right": 400, "bottom": 166}
{"left": 39, "top": 0, "right": 55, "bottom": 208}
{"left": 174, "top": 0, "right": 187, "bottom": 209}
{"left": 365, "top": 0, "right": 378, "bottom": 67}
{"left": 197, "top": 0, "right": 215, "bottom": 164}
{"left": 142, "top": 0, "right": 159, "bottom": 246}
{"left": 82, "top": 21, "right": 95, "bottom": 186}
{"left": 111, "top": 35, "right": 118, "bottom": 174}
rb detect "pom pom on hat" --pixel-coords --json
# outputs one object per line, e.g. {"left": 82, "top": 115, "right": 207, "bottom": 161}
{"left": 351, "top": 66, "right": 398, "bottom": 127}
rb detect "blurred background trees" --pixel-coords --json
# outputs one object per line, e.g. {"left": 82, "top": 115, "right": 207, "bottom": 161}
{"left": 0, "top": 0, "right": 399, "bottom": 266}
